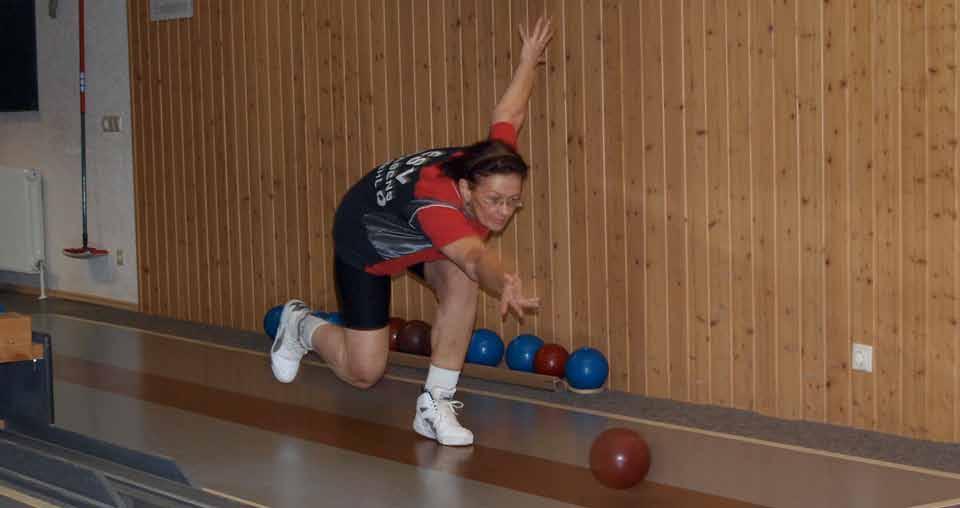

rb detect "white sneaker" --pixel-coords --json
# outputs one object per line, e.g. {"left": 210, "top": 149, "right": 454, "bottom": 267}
{"left": 413, "top": 388, "right": 474, "bottom": 446}
{"left": 270, "top": 300, "right": 314, "bottom": 383}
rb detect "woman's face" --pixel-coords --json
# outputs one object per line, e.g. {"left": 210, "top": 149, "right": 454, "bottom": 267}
{"left": 459, "top": 173, "right": 524, "bottom": 232}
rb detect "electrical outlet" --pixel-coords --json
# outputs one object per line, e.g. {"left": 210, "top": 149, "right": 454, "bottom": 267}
{"left": 116, "top": 249, "right": 125, "bottom": 266}
{"left": 852, "top": 343, "right": 873, "bottom": 372}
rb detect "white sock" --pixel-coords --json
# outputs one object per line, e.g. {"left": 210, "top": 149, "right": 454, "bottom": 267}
{"left": 299, "top": 314, "right": 328, "bottom": 351}
{"left": 425, "top": 364, "right": 461, "bottom": 394}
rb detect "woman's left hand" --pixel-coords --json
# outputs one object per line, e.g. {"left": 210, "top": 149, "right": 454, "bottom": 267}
{"left": 519, "top": 16, "right": 554, "bottom": 65}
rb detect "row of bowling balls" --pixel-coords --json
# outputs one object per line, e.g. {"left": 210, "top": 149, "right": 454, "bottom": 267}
{"left": 264, "top": 307, "right": 608, "bottom": 390}
{"left": 465, "top": 327, "right": 610, "bottom": 391}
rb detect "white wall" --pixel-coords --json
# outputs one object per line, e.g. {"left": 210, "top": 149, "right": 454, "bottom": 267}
{"left": 0, "top": 1, "right": 137, "bottom": 304}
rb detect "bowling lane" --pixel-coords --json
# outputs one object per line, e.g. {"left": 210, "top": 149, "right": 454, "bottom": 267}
{"left": 31, "top": 313, "right": 960, "bottom": 508}
{"left": 54, "top": 382, "right": 580, "bottom": 508}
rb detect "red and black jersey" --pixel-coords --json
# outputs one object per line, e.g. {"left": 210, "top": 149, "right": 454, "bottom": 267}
{"left": 333, "top": 122, "right": 517, "bottom": 276}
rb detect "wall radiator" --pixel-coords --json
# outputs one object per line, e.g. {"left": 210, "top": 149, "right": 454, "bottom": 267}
{"left": 0, "top": 166, "right": 47, "bottom": 298}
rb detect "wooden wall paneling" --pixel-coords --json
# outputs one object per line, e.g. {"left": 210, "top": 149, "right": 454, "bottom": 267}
{"left": 371, "top": 0, "right": 388, "bottom": 163}
{"left": 277, "top": 0, "right": 298, "bottom": 305}
{"left": 446, "top": 0, "right": 464, "bottom": 148}
{"left": 663, "top": 0, "right": 689, "bottom": 402}
{"left": 303, "top": 0, "right": 322, "bottom": 312}
{"left": 223, "top": 3, "right": 242, "bottom": 327}
{"left": 602, "top": 0, "right": 628, "bottom": 391}
{"left": 254, "top": 1, "right": 277, "bottom": 315}
{"left": 159, "top": 20, "right": 177, "bottom": 318}
{"left": 873, "top": 0, "right": 903, "bottom": 436}
{"left": 512, "top": 0, "right": 539, "bottom": 341}
{"left": 705, "top": 0, "right": 732, "bottom": 407}
{"left": 562, "top": 0, "right": 588, "bottom": 351}
{"left": 582, "top": 0, "right": 608, "bottom": 358}
{"left": 244, "top": 0, "right": 267, "bottom": 325}
{"left": 545, "top": 0, "right": 572, "bottom": 352}
{"left": 155, "top": 12, "right": 167, "bottom": 318}
{"left": 642, "top": 0, "right": 669, "bottom": 398}
{"left": 749, "top": 0, "right": 776, "bottom": 416}
{"left": 797, "top": 0, "right": 826, "bottom": 422}
{"left": 330, "top": 0, "right": 348, "bottom": 312}
{"left": 849, "top": 0, "right": 876, "bottom": 430}
{"left": 901, "top": 0, "right": 928, "bottom": 439}
{"left": 169, "top": 17, "right": 186, "bottom": 321}
{"left": 291, "top": 0, "right": 310, "bottom": 306}
{"left": 823, "top": 0, "right": 851, "bottom": 426}
{"left": 727, "top": 0, "right": 755, "bottom": 412}
{"left": 623, "top": 0, "right": 646, "bottom": 394}
{"left": 926, "top": 0, "right": 957, "bottom": 442}
{"left": 210, "top": 1, "right": 229, "bottom": 323}
{"left": 773, "top": 0, "right": 802, "bottom": 420}
{"left": 232, "top": 2, "right": 253, "bottom": 330}
{"left": 526, "top": 0, "right": 551, "bottom": 341}
{"left": 683, "top": 0, "right": 710, "bottom": 404}
{"left": 641, "top": 2, "right": 671, "bottom": 397}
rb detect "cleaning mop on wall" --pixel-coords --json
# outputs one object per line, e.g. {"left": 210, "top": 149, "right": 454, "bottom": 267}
{"left": 63, "top": 0, "right": 108, "bottom": 259}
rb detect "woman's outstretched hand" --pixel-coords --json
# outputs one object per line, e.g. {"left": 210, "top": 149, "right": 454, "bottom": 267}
{"left": 519, "top": 16, "right": 554, "bottom": 65}
{"left": 500, "top": 273, "right": 541, "bottom": 321}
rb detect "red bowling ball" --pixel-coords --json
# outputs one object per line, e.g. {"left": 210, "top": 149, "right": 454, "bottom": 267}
{"left": 396, "top": 320, "right": 432, "bottom": 356}
{"left": 589, "top": 428, "right": 651, "bottom": 489}
{"left": 388, "top": 317, "right": 406, "bottom": 351}
{"left": 533, "top": 343, "right": 569, "bottom": 377}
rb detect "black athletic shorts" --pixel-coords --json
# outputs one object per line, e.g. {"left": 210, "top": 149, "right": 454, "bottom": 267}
{"left": 334, "top": 255, "right": 425, "bottom": 330}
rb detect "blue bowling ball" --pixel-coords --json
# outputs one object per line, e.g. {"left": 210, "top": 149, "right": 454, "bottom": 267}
{"left": 466, "top": 328, "right": 505, "bottom": 366}
{"left": 506, "top": 334, "right": 544, "bottom": 372}
{"left": 565, "top": 347, "right": 609, "bottom": 390}
{"left": 263, "top": 305, "right": 284, "bottom": 339}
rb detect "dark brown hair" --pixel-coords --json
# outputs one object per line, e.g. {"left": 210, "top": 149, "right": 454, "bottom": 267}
{"left": 441, "top": 140, "right": 528, "bottom": 185}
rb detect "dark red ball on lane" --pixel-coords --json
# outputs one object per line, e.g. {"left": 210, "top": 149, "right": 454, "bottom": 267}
{"left": 589, "top": 428, "right": 651, "bottom": 489}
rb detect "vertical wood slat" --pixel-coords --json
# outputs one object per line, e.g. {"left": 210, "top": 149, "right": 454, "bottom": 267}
{"left": 773, "top": 0, "right": 802, "bottom": 421}
{"left": 642, "top": 0, "right": 669, "bottom": 398}
{"left": 797, "top": 0, "right": 826, "bottom": 423}
{"left": 663, "top": 0, "right": 689, "bottom": 402}
{"left": 705, "top": 0, "right": 732, "bottom": 408}
{"left": 901, "top": 0, "right": 927, "bottom": 439}
{"left": 128, "top": 1, "right": 960, "bottom": 443}
{"left": 926, "top": 0, "right": 957, "bottom": 442}
{"left": 823, "top": 0, "right": 851, "bottom": 427}
{"left": 727, "top": 0, "right": 755, "bottom": 412}
{"left": 873, "top": 0, "right": 902, "bottom": 437}
{"left": 750, "top": 0, "right": 776, "bottom": 417}
{"left": 623, "top": 0, "right": 645, "bottom": 394}
{"left": 684, "top": 0, "right": 709, "bottom": 405}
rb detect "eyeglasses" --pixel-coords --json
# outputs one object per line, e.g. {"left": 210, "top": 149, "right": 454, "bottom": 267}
{"left": 478, "top": 195, "right": 524, "bottom": 211}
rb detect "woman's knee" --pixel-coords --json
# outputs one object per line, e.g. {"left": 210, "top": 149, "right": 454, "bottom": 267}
{"left": 346, "top": 360, "right": 386, "bottom": 389}
{"left": 431, "top": 262, "right": 479, "bottom": 304}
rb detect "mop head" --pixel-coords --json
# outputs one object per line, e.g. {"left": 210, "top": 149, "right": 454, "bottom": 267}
{"left": 63, "top": 246, "right": 109, "bottom": 259}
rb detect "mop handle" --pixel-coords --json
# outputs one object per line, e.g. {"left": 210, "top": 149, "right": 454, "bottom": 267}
{"left": 79, "top": 0, "right": 88, "bottom": 248}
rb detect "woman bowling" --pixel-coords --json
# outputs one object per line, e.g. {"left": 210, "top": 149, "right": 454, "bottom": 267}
{"left": 270, "top": 16, "right": 554, "bottom": 446}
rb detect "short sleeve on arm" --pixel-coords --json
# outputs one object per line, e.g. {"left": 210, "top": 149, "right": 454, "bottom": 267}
{"left": 488, "top": 121, "right": 518, "bottom": 149}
